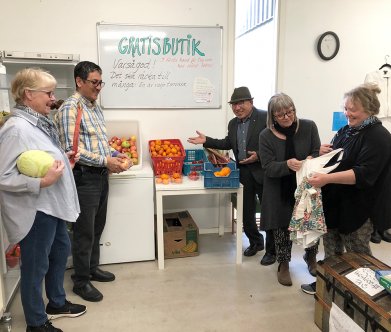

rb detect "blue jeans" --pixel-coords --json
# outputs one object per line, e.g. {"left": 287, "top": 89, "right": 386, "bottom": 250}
{"left": 19, "top": 211, "right": 70, "bottom": 326}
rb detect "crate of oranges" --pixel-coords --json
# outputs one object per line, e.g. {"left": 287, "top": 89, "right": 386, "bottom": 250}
{"left": 149, "top": 139, "right": 185, "bottom": 175}
{"left": 203, "top": 151, "right": 239, "bottom": 188}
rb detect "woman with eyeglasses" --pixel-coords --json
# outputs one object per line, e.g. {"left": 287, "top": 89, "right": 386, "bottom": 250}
{"left": 0, "top": 68, "right": 86, "bottom": 332}
{"left": 259, "top": 92, "right": 321, "bottom": 286}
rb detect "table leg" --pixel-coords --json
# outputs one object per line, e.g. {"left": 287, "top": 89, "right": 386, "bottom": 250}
{"left": 218, "top": 193, "right": 226, "bottom": 236}
{"left": 236, "top": 186, "right": 243, "bottom": 264}
{"left": 156, "top": 192, "right": 164, "bottom": 270}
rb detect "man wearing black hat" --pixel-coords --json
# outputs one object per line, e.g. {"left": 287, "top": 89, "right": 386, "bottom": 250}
{"left": 188, "top": 87, "right": 275, "bottom": 264}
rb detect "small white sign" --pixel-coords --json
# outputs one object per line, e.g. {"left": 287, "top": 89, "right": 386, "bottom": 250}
{"left": 329, "top": 302, "right": 364, "bottom": 332}
{"left": 345, "top": 267, "right": 384, "bottom": 297}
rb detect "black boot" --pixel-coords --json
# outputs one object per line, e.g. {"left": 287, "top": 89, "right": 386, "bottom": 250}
{"left": 370, "top": 229, "right": 382, "bottom": 244}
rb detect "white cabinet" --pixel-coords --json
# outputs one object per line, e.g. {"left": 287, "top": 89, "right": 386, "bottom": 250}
{"left": 0, "top": 51, "right": 79, "bottom": 115}
{"left": 0, "top": 207, "right": 20, "bottom": 317}
{"left": 99, "top": 165, "right": 155, "bottom": 264}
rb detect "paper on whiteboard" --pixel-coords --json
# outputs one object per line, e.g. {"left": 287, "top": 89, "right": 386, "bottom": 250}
{"left": 329, "top": 302, "right": 364, "bottom": 332}
{"left": 345, "top": 267, "right": 384, "bottom": 296}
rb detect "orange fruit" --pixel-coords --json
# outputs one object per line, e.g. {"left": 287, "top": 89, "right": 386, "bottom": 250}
{"left": 160, "top": 174, "right": 170, "bottom": 180}
{"left": 221, "top": 167, "right": 231, "bottom": 176}
{"left": 162, "top": 179, "right": 169, "bottom": 185}
{"left": 155, "top": 178, "right": 163, "bottom": 184}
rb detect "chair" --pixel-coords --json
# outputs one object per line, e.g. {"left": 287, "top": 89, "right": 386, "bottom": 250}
{"left": 231, "top": 193, "right": 261, "bottom": 234}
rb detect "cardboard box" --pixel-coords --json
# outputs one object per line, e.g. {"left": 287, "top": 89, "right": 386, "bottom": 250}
{"left": 161, "top": 210, "right": 199, "bottom": 259}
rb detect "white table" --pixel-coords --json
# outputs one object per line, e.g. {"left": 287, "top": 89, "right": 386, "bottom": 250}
{"left": 155, "top": 177, "right": 243, "bottom": 269}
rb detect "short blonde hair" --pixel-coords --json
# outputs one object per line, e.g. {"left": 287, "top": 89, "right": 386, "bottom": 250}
{"left": 344, "top": 83, "right": 381, "bottom": 116}
{"left": 11, "top": 67, "right": 56, "bottom": 104}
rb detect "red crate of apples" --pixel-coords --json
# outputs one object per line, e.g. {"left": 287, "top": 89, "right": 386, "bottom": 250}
{"left": 109, "top": 135, "right": 139, "bottom": 166}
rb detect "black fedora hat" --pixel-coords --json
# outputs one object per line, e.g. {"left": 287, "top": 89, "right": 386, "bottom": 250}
{"left": 229, "top": 86, "right": 254, "bottom": 104}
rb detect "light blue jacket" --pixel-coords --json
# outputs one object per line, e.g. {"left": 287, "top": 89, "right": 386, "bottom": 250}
{"left": 0, "top": 108, "right": 79, "bottom": 244}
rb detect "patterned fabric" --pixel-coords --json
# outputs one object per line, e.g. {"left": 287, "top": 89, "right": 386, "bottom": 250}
{"left": 14, "top": 104, "right": 61, "bottom": 148}
{"left": 289, "top": 177, "right": 326, "bottom": 247}
{"left": 323, "top": 219, "right": 373, "bottom": 259}
{"left": 273, "top": 227, "right": 318, "bottom": 263}
{"left": 289, "top": 148, "right": 344, "bottom": 248}
{"left": 54, "top": 92, "right": 111, "bottom": 167}
{"left": 273, "top": 228, "right": 293, "bottom": 263}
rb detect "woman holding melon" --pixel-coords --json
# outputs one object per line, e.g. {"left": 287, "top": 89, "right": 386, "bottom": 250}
{"left": 0, "top": 68, "right": 85, "bottom": 332}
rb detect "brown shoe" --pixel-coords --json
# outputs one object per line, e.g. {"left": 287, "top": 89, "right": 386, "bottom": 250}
{"left": 303, "top": 251, "right": 317, "bottom": 277}
{"left": 277, "top": 261, "right": 292, "bottom": 286}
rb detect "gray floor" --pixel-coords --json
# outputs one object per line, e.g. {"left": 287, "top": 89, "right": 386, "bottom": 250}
{"left": 4, "top": 233, "right": 391, "bottom": 332}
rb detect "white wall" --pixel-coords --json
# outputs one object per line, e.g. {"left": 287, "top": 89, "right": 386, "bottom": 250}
{"left": 0, "top": 0, "right": 236, "bottom": 232}
{"left": 234, "top": 14, "right": 277, "bottom": 110}
{"left": 277, "top": 0, "right": 391, "bottom": 142}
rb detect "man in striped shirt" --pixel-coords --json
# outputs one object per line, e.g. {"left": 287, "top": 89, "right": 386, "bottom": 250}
{"left": 54, "top": 61, "right": 130, "bottom": 302}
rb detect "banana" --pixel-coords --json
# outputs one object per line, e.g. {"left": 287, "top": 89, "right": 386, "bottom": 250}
{"left": 182, "top": 240, "right": 197, "bottom": 253}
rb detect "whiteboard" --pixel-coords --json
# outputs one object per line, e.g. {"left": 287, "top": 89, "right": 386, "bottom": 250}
{"left": 97, "top": 23, "right": 222, "bottom": 109}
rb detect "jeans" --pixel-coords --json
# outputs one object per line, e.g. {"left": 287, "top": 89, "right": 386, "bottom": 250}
{"left": 72, "top": 168, "right": 109, "bottom": 288}
{"left": 19, "top": 211, "right": 70, "bottom": 326}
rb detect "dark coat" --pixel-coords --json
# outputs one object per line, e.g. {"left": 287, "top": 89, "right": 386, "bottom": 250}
{"left": 203, "top": 107, "right": 267, "bottom": 185}
{"left": 322, "top": 122, "right": 391, "bottom": 233}
{"left": 258, "top": 119, "right": 320, "bottom": 230}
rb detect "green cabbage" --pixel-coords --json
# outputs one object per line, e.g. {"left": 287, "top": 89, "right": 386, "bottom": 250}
{"left": 16, "top": 150, "right": 55, "bottom": 178}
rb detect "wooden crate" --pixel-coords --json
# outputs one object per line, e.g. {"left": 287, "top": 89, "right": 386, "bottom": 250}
{"left": 315, "top": 252, "right": 391, "bottom": 331}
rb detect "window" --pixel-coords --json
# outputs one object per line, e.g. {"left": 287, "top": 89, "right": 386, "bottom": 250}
{"left": 236, "top": 0, "right": 275, "bottom": 37}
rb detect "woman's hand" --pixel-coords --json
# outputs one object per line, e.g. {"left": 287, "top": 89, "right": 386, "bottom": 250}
{"left": 40, "top": 160, "right": 65, "bottom": 188}
{"left": 287, "top": 158, "right": 302, "bottom": 172}
{"left": 320, "top": 144, "right": 333, "bottom": 156}
{"left": 308, "top": 173, "right": 329, "bottom": 188}
{"left": 187, "top": 131, "right": 206, "bottom": 145}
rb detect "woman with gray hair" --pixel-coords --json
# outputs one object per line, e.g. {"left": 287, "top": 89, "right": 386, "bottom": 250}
{"left": 301, "top": 84, "right": 391, "bottom": 295}
{"left": 0, "top": 68, "right": 86, "bottom": 332}
{"left": 259, "top": 93, "right": 321, "bottom": 286}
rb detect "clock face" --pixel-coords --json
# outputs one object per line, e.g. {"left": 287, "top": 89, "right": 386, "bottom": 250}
{"left": 317, "top": 31, "right": 340, "bottom": 61}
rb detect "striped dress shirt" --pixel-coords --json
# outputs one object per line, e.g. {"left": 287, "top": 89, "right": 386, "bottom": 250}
{"left": 54, "top": 92, "right": 111, "bottom": 167}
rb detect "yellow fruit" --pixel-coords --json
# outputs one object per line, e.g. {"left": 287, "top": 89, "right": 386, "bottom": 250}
{"left": 182, "top": 240, "right": 197, "bottom": 253}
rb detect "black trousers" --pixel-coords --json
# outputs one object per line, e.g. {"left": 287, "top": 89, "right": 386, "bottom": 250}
{"left": 71, "top": 166, "right": 109, "bottom": 288}
{"left": 239, "top": 165, "right": 275, "bottom": 253}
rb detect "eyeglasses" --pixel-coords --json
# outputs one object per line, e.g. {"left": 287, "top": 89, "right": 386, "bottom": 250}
{"left": 274, "top": 109, "right": 295, "bottom": 120}
{"left": 30, "top": 89, "right": 55, "bottom": 98}
{"left": 230, "top": 100, "right": 246, "bottom": 108}
{"left": 84, "top": 79, "right": 105, "bottom": 88}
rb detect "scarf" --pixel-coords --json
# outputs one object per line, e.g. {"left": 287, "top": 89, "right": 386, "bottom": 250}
{"left": 332, "top": 115, "right": 381, "bottom": 148}
{"left": 14, "top": 104, "right": 62, "bottom": 149}
{"left": 274, "top": 121, "right": 298, "bottom": 207}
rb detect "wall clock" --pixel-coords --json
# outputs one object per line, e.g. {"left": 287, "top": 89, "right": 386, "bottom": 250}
{"left": 317, "top": 31, "right": 340, "bottom": 61}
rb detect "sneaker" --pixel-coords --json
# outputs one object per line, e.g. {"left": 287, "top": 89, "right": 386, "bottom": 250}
{"left": 26, "top": 320, "right": 63, "bottom": 332}
{"left": 46, "top": 300, "right": 87, "bottom": 320}
{"left": 301, "top": 282, "right": 316, "bottom": 295}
